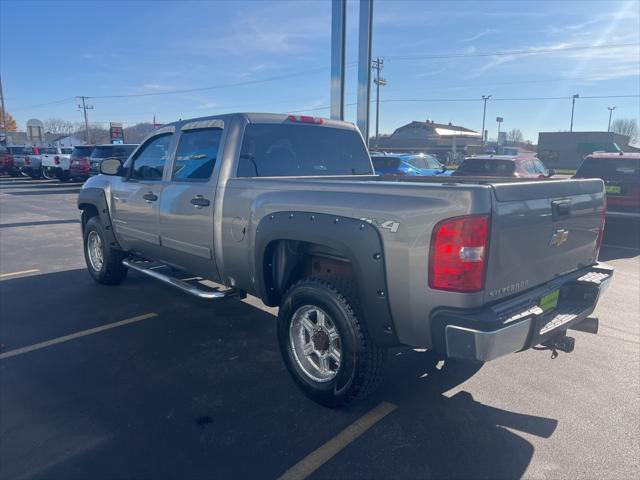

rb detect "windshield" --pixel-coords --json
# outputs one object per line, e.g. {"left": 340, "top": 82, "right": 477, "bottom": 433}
{"left": 576, "top": 157, "right": 640, "bottom": 179}
{"left": 458, "top": 158, "right": 515, "bottom": 175}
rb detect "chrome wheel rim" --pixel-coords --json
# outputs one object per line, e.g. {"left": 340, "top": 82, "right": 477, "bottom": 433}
{"left": 87, "top": 230, "right": 104, "bottom": 272}
{"left": 289, "top": 305, "right": 342, "bottom": 382}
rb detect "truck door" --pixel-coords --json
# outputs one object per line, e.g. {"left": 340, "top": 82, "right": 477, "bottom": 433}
{"left": 158, "top": 123, "right": 225, "bottom": 279}
{"left": 110, "top": 132, "right": 174, "bottom": 259}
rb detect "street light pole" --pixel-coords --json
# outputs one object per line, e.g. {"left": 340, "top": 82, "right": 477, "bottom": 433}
{"left": 570, "top": 93, "right": 579, "bottom": 132}
{"left": 607, "top": 106, "right": 616, "bottom": 132}
{"left": 481, "top": 95, "right": 492, "bottom": 147}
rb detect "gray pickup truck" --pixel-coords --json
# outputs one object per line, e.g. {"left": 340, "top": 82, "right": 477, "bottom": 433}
{"left": 78, "top": 113, "right": 612, "bottom": 406}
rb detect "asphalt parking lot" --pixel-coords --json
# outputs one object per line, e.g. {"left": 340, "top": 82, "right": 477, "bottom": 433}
{"left": 0, "top": 175, "right": 638, "bottom": 480}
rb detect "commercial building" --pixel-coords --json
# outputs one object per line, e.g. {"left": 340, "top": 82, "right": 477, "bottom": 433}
{"left": 537, "top": 131, "right": 631, "bottom": 169}
{"left": 370, "top": 120, "right": 481, "bottom": 159}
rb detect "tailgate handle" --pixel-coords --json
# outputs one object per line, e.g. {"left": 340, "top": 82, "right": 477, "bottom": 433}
{"left": 552, "top": 199, "right": 571, "bottom": 220}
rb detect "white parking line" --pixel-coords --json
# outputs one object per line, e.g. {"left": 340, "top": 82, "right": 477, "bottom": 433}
{"left": 278, "top": 401, "right": 397, "bottom": 480}
{"left": 0, "top": 313, "right": 158, "bottom": 360}
{"left": 0, "top": 269, "right": 40, "bottom": 279}
{"left": 602, "top": 243, "right": 640, "bottom": 252}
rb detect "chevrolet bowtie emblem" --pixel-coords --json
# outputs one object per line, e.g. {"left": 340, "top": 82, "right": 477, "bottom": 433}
{"left": 550, "top": 229, "right": 569, "bottom": 247}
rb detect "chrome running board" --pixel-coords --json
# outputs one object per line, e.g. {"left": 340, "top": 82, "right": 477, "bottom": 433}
{"left": 123, "top": 258, "right": 243, "bottom": 300}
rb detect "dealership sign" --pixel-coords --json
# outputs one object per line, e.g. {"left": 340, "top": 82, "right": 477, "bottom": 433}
{"left": 110, "top": 122, "right": 124, "bottom": 144}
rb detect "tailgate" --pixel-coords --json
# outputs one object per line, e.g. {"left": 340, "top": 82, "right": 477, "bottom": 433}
{"left": 484, "top": 179, "right": 605, "bottom": 303}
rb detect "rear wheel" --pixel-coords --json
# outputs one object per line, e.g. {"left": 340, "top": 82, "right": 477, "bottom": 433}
{"left": 278, "top": 277, "right": 385, "bottom": 407}
{"left": 83, "top": 216, "right": 128, "bottom": 284}
{"left": 42, "top": 167, "right": 56, "bottom": 180}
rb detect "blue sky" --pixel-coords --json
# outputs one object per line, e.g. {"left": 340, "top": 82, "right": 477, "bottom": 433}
{"left": 1, "top": 0, "right": 639, "bottom": 142}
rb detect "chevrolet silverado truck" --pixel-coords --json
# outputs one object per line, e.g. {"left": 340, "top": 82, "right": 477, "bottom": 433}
{"left": 78, "top": 113, "right": 612, "bottom": 406}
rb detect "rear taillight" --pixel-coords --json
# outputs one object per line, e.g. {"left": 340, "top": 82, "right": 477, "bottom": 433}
{"left": 54, "top": 156, "right": 60, "bottom": 165}
{"left": 596, "top": 202, "right": 606, "bottom": 258}
{"left": 287, "top": 115, "right": 323, "bottom": 124}
{"left": 25, "top": 158, "right": 30, "bottom": 165}
{"left": 429, "top": 215, "right": 490, "bottom": 292}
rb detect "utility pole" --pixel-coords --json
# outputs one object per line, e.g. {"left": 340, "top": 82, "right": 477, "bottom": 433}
{"left": 372, "top": 57, "right": 386, "bottom": 139}
{"left": 607, "top": 106, "right": 616, "bottom": 132}
{"left": 481, "top": 95, "right": 492, "bottom": 147}
{"left": 570, "top": 93, "right": 579, "bottom": 132}
{"left": 77, "top": 96, "right": 93, "bottom": 143}
{"left": 0, "top": 72, "right": 7, "bottom": 143}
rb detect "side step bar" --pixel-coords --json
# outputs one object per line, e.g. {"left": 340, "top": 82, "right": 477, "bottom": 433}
{"left": 122, "top": 258, "right": 243, "bottom": 300}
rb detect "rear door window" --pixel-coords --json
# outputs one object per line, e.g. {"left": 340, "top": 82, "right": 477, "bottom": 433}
{"left": 172, "top": 128, "right": 222, "bottom": 182}
{"left": 237, "top": 123, "right": 372, "bottom": 177}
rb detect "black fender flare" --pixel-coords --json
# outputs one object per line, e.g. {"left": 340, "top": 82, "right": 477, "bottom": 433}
{"left": 254, "top": 211, "right": 399, "bottom": 347}
{"left": 77, "top": 188, "right": 122, "bottom": 250}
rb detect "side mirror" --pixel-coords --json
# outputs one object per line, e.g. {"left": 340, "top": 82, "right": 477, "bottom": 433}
{"left": 100, "top": 158, "right": 123, "bottom": 176}
{"left": 547, "top": 169, "right": 556, "bottom": 177}
{"left": 441, "top": 165, "right": 447, "bottom": 172}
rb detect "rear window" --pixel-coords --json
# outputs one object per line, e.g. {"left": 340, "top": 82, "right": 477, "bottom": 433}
{"left": 91, "top": 145, "right": 136, "bottom": 160}
{"left": 61, "top": 148, "right": 73, "bottom": 155}
{"left": 7, "top": 147, "right": 25, "bottom": 155}
{"left": 42, "top": 148, "right": 58, "bottom": 154}
{"left": 576, "top": 157, "right": 640, "bottom": 178}
{"left": 70, "top": 146, "right": 95, "bottom": 159}
{"left": 372, "top": 156, "right": 401, "bottom": 170}
{"left": 237, "top": 124, "right": 373, "bottom": 177}
{"left": 457, "top": 159, "right": 515, "bottom": 175}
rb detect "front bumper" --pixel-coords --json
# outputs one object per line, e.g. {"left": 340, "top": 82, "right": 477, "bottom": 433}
{"left": 434, "top": 263, "right": 613, "bottom": 362}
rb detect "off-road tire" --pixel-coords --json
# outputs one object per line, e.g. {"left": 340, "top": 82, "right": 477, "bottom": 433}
{"left": 278, "top": 277, "right": 386, "bottom": 407}
{"left": 83, "top": 216, "right": 128, "bottom": 285}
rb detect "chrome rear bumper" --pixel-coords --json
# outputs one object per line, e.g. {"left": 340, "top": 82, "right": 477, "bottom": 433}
{"left": 442, "top": 263, "right": 613, "bottom": 362}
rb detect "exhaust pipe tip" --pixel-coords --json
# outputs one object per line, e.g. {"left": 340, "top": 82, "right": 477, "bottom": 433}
{"left": 569, "top": 316, "right": 599, "bottom": 335}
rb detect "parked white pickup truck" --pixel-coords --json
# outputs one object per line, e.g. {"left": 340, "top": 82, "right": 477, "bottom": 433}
{"left": 41, "top": 146, "right": 74, "bottom": 181}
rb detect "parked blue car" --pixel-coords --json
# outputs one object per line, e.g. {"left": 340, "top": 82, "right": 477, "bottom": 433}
{"left": 371, "top": 153, "right": 451, "bottom": 176}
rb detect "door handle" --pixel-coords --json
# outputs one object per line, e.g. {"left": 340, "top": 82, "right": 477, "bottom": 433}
{"left": 551, "top": 199, "right": 571, "bottom": 220}
{"left": 143, "top": 192, "right": 158, "bottom": 203}
{"left": 190, "top": 196, "right": 210, "bottom": 208}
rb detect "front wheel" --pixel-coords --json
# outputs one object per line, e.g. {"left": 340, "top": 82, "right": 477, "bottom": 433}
{"left": 278, "top": 278, "right": 385, "bottom": 407}
{"left": 83, "top": 216, "right": 128, "bottom": 284}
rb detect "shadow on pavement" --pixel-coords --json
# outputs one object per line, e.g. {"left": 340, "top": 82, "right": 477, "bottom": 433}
{"left": 599, "top": 220, "right": 640, "bottom": 261}
{"left": 0, "top": 269, "right": 557, "bottom": 480}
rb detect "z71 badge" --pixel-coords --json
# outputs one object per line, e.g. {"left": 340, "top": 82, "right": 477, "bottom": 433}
{"left": 359, "top": 217, "right": 400, "bottom": 233}
{"left": 550, "top": 229, "right": 569, "bottom": 247}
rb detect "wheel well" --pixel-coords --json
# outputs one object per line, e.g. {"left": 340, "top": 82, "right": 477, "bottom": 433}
{"left": 79, "top": 203, "right": 99, "bottom": 230}
{"left": 263, "top": 239, "right": 354, "bottom": 305}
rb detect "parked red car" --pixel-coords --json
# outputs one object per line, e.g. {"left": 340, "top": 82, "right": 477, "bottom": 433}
{"left": 574, "top": 152, "right": 640, "bottom": 221}
{"left": 0, "top": 146, "right": 27, "bottom": 177}
{"left": 68, "top": 145, "right": 96, "bottom": 181}
{"left": 453, "top": 155, "right": 555, "bottom": 179}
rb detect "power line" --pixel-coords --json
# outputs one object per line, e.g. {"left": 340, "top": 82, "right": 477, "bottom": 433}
{"left": 382, "top": 42, "right": 638, "bottom": 61}
{"left": 285, "top": 94, "right": 639, "bottom": 113}
{"left": 10, "top": 97, "right": 76, "bottom": 111}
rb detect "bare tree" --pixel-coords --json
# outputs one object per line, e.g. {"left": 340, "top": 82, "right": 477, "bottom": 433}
{"left": 610, "top": 118, "right": 638, "bottom": 142}
{"left": 73, "top": 123, "right": 109, "bottom": 145}
{"left": 44, "top": 118, "right": 74, "bottom": 134}
{"left": 124, "top": 123, "right": 155, "bottom": 144}
{"left": 507, "top": 128, "right": 523, "bottom": 144}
